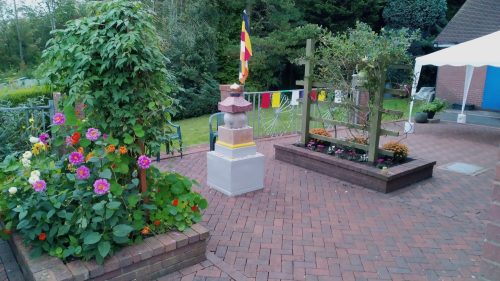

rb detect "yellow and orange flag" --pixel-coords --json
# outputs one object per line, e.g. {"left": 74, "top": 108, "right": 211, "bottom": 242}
{"left": 239, "top": 10, "right": 252, "bottom": 84}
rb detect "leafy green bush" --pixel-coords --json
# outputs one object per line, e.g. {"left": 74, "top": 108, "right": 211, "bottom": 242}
{"left": 0, "top": 85, "right": 52, "bottom": 106}
{"left": 0, "top": 0, "right": 208, "bottom": 266}
{"left": 420, "top": 97, "right": 447, "bottom": 113}
{"left": 0, "top": 117, "right": 207, "bottom": 263}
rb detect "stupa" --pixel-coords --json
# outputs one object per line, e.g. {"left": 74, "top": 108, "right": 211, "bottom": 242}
{"left": 207, "top": 84, "right": 264, "bottom": 196}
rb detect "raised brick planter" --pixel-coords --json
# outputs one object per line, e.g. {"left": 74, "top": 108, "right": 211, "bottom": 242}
{"left": 275, "top": 143, "right": 436, "bottom": 193}
{"left": 9, "top": 224, "right": 209, "bottom": 281}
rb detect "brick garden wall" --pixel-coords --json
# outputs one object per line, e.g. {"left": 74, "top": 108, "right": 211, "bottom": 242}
{"left": 436, "top": 66, "right": 486, "bottom": 108}
{"left": 480, "top": 147, "right": 500, "bottom": 280}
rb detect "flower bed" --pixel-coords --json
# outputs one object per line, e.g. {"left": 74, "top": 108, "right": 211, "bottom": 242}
{"left": 275, "top": 143, "right": 435, "bottom": 193}
{"left": 0, "top": 112, "right": 208, "bottom": 265}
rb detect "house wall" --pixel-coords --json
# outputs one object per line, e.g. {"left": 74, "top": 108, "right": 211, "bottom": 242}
{"left": 436, "top": 65, "right": 487, "bottom": 108}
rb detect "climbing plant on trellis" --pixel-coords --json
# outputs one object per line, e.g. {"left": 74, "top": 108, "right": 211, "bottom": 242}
{"left": 297, "top": 25, "right": 417, "bottom": 162}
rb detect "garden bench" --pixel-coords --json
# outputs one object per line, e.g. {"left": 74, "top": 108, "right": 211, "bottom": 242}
{"left": 209, "top": 112, "right": 225, "bottom": 151}
{"left": 157, "top": 119, "right": 182, "bottom": 161}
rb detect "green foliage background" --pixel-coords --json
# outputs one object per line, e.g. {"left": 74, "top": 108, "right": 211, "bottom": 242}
{"left": 1, "top": 0, "right": 466, "bottom": 118}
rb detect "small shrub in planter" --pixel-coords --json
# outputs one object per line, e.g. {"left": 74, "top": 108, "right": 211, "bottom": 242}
{"left": 382, "top": 141, "right": 409, "bottom": 162}
{"left": 420, "top": 98, "right": 447, "bottom": 119}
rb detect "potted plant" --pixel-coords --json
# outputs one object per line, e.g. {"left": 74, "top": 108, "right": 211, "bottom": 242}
{"left": 420, "top": 98, "right": 447, "bottom": 119}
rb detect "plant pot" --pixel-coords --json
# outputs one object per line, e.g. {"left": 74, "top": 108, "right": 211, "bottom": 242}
{"left": 426, "top": 111, "right": 436, "bottom": 119}
{"left": 414, "top": 112, "right": 428, "bottom": 123}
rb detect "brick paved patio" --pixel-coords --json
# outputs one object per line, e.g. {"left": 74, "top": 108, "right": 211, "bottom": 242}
{"left": 155, "top": 122, "right": 499, "bottom": 281}
{"left": 1, "top": 122, "right": 498, "bottom": 281}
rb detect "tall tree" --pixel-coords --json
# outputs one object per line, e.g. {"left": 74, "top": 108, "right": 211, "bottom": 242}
{"left": 12, "top": 0, "right": 24, "bottom": 67}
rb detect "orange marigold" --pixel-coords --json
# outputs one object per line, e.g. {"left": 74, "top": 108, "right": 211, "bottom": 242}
{"left": 77, "top": 147, "right": 84, "bottom": 154}
{"left": 141, "top": 225, "right": 151, "bottom": 235}
{"left": 106, "top": 144, "right": 116, "bottom": 153}
{"left": 85, "top": 152, "right": 94, "bottom": 162}
{"left": 119, "top": 146, "right": 127, "bottom": 155}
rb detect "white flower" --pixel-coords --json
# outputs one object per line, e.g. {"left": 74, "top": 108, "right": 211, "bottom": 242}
{"left": 28, "top": 175, "right": 39, "bottom": 184}
{"left": 21, "top": 158, "right": 31, "bottom": 168}
{"left": 30, "top": 170, "right": 41, "bottom": 178}
{"left": 8, "top": 187, "right": 17, "bottom": 194}
{"left": 29, "top": 136, "right": 40, "bottom": 144}
{"left": 22, "top": 151, "right": 32, "bottom": 159}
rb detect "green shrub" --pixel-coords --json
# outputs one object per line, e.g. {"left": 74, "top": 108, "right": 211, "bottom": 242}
{"left": 0, "top": 85, "right": 52, "bottom": 106}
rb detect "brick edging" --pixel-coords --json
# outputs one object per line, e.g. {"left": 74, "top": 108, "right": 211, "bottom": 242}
{"left": 275, "top": 143, "right": 436, "bottom": 193}
{"left": 9, "top": 224, "right": 210, "bottom": 281}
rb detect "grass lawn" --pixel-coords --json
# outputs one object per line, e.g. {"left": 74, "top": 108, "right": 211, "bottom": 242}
{"left": 170, "top": 98, "right": 424, "bottom": 148}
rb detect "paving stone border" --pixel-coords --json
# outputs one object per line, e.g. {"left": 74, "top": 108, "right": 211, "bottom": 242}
{"left": 275, "top": 143, "right": 436, "bottom": 193}
{"left": 9, "top": 224, "right": 209, "bottom": 281}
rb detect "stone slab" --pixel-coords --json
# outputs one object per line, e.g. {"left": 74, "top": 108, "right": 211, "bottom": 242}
{"left": 214, "top": 143, "right": 257, "bottom": 159}
{"left": 217, "top": 126, "right": 254, "bottom": 145}
{"left": 274, "top": 143, "right": 436, "bottom": 193}
{"left": 207, "top": 151, "right": 265, "bottom": 196}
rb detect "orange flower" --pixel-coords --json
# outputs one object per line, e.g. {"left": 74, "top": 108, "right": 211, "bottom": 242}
{"left": 141, "top": 225, "right": 150, "bottom": 235}
{"left": 38, "top": 232, "right": 46, "bottom": 241}
{"left": 172, "top": 199, "right": 179, "bottom": 207}
{"left": 153, "top": 220, "right": 161, "bottom": 227}
{"left": 85, "top": 152, "right": 94, "bottom": 162}
{"left": 71, "top": 132, "right": 81, "bottom": 145}
{"left": 191, "top": 205, "right": 198, "bottom": 212}
{"left": 119, "top": 146, "right": 127, "bottom": 155}
{"left": 3, "top": 229, "right": 12, "bottom": 235}
{"left": 78, "top": 147, "right": 84, "bottom": 154}
{"left": 106, "top": 144, "right": 116, "bottom": 153}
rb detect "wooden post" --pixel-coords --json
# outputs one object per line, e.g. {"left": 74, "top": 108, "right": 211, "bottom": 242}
{"left": 367, "top": 70, "right": 387, "bottom": 163}
{"left": 300, "top": 39, "right": 315, "bottom": 145}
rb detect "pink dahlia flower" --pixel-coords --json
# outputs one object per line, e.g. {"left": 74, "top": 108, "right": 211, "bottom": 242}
{"left": 52, "top": 113, "right": 65, "bottom": 125}
{"left": 86, "top": 128, "right": 101, "bottom": 141}
{"left": 137, "top": 155, "right": 152, "bottom": 170}
{"left": 33, "top": 180, "right": 47, "bottom": 192}
{"left": 69, "top": 151, "right": 84, "bottom": 165}
{"left": 93, "top": 179, "right": 110, "bottom": 195}
{"left": 75, "top": 165, "right": 90, "bottom": 180}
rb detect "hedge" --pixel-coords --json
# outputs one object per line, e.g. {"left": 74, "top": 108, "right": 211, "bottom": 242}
{"left": 0, "top": 85, "right": 52, "bottom": 106}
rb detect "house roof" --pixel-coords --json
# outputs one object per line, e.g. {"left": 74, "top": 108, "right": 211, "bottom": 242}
{"left": 434, "top": 0, "right": 500, "bottom": 46}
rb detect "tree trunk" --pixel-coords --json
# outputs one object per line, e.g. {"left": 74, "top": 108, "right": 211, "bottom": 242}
{"left": 13, "top": 0, "right": 24, "bottom": 67}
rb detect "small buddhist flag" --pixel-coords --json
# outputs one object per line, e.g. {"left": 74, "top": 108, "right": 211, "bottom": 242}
{"left": 239, "top": 10, "right": 252, "bottom": 84}
{"left": 318, "top": 90, "right": 326, "bottom": 101}
{"left": 291, "top": 90, "right": 300, "bottom": 106}
{"left": 261, "top": 92, "right": 270, "bottom": 108}
{"left": 272, "top": 92, "right": 281, "bottom": 108}
{"left": 311, "top": 89, "right": 317, "bottom": 101}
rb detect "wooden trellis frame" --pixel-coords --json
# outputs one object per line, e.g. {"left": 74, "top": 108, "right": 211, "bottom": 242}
{"left": 298, "top": 39, "right": 407, "bottom": 162}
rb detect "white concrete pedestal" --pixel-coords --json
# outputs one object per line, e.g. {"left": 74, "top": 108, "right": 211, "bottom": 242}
{"left": 207, "top": 147, "right": 264, "bottom": 196}
{"left": 457, "top": 113, "right": 467, "bottom": 124}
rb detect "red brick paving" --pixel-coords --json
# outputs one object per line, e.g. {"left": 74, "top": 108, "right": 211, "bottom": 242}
{"left": 156, "top": 122, "right": 500, "bottom": 281}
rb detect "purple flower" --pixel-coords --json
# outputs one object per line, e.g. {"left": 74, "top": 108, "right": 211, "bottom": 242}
{"left": 75, "top": 165, "right": 90, "bottom": 180}
{"left": 137, "top": 155, "right": 152, "bottom": 169}
{"left": 32, "top": 180, "right": 47, "bottom": 192}
{"left": 102, "top": 134, "right": 108, "bottom": 140}
{"left": 39, "top": 133, "right": 50, "bottom": 144}
{"left": 52, "top": 113, "right": 65, "bottom": 125}
{"left": 86, "top": 128, "right": 101, "bottom": 141}
{"left": 93, "top": 179, "right": 110, "bottom": 195}
{"left": 69, "top": 151, "right": 84, "bottom": 165}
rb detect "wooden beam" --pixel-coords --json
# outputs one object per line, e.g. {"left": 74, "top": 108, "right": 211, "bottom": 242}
{"left": 309, "top": 133, "right": 394, "bottom": 157}
{"left": 367, "top": 70, "right": 386, "bottom": 162}
{"left": 300, "top": 39, "right": 315, "bottom": 145}
{"left": 309, "top": 117, "right": 399, "bottom": 136}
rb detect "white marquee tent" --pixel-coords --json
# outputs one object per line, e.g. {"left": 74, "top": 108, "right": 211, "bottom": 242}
{"left": 406, "top": 30, "right": 500, "bottom": 132}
